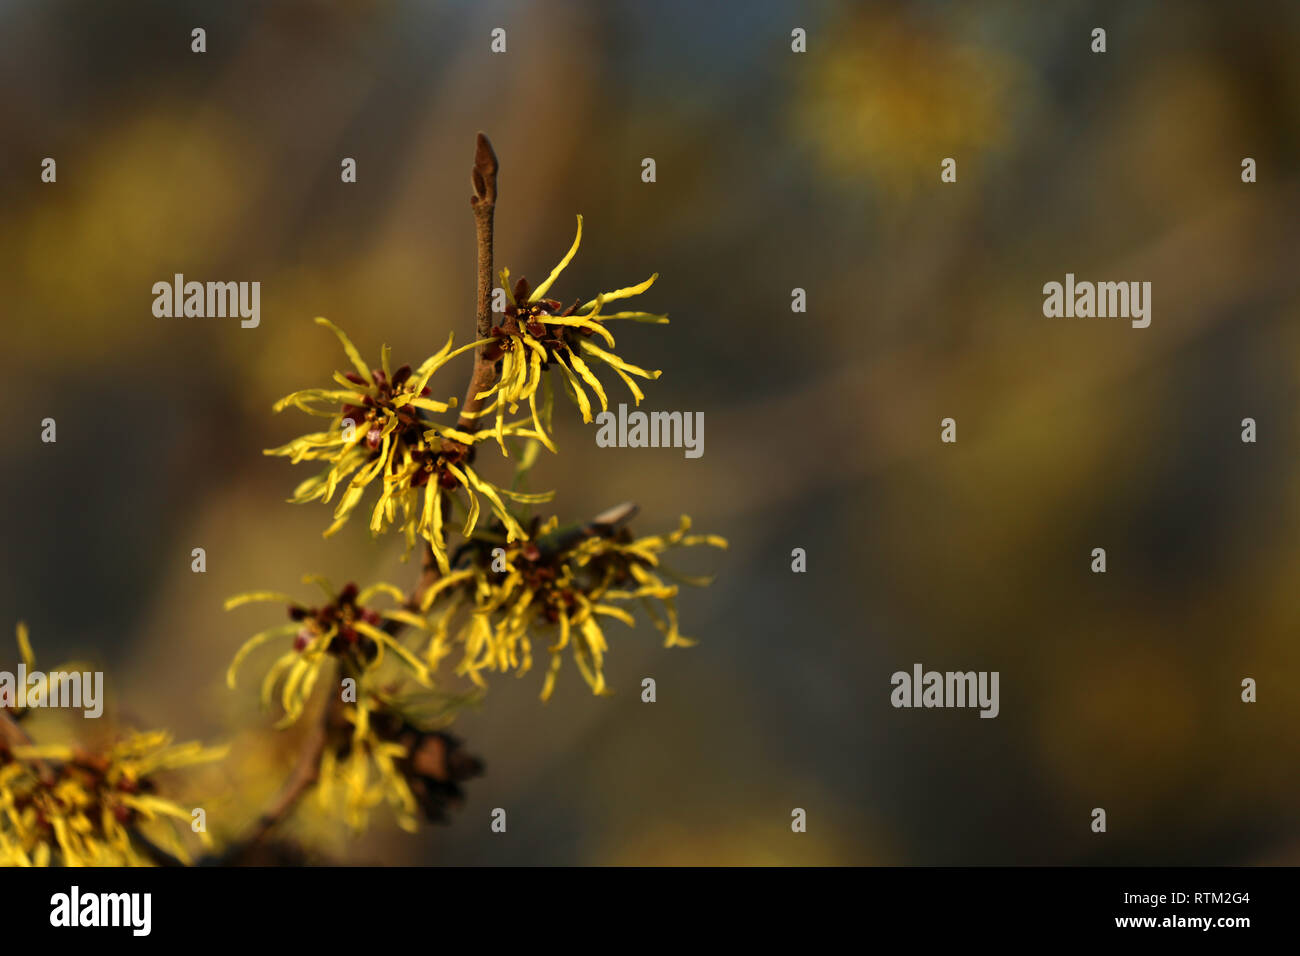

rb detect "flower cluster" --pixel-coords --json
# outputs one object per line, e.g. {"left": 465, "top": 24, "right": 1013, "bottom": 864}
{"left": 421, "top": 512, "right": 727, "bottom": 700}
{"left": 230, "top": 210, "right": 725, "bottom": 836}
{"left": 0, "top": 731, "right": 224, "bottom": 866}
{"left": 226, "top": 578, "right": 433, "bottom": 727}
{"left": 264, "top": 218, "right": 666, "bottom": 575}
{"left": 473, "top": 216, "right": 667, "bottom": 449}
{"left": 317, "top": 695, "right": 481, "bottom": 833}
{"left": 229, "top": 514, "right": 724, "bottom": 724}
{"left": 265, "top": 319, "right": 551, "bottom": 572}
{"left": 0, "top": 627, "right": 224, "bottom": 866}
{"left": 6, "top": 155, "right": 727, "bottom": 861}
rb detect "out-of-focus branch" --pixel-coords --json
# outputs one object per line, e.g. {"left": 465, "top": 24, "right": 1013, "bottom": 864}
{"left": 0, "top": 709, "right": 51, "bottom": 784}
{"left": 220, "top": 661, "right": 344, "bottom": 860}
{"left": 0, "top": 709, "right": 31, "bottom": 748}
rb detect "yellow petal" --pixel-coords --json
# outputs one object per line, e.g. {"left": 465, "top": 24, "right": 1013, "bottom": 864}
{"left": 578, "top": 340, "right": 661, "bottom": 380}
{"left": 566, "top": 350, "right": 609, "bottom": 413}
{"left": 357, "top": 582, "right": 406, "bottom": 604}
{"left": 530, "top": 215, "right": 583, "bottom": 302}
{"left": 540, "top": 312, "right": 616, "bottom": 347}
{"left": 354, "top": 621, "right": 431, "bottom": 684}
{"left": 579, "top": 273, "right": 658, "bottom": 312}
{"left": 314, "top": 317, "right": 372, "bottom": 384}
{"left": 553, "top": 354, "right": 592, "bottom": 423}
{"left": 15, "top": 622, "right": 35, "bottom": 671}
{"left": 227, "top": 625, "right": 299, "bottom": 688}
{"left": 224, "top": 591, "right": 296, "bottom": 611}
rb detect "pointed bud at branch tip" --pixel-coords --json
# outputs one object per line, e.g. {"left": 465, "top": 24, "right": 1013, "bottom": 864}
{"left": 472, "top": 132, "right": 498, "bottom": 205}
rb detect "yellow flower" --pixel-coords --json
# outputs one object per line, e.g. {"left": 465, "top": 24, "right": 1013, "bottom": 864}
{"left": 418, "top": 512, "right": 726, "bottom": 701}
{"left": 266, "top": 318, "right": 550, "bottom": 570}
{"left": 0, "top": 626, "right": 226, "bottom": 866}
{"left": 1, "top": 727, "right": 225, "bottom": 867}
{"left": 2, "top": 629, "right": 224, "bottom": 868}
{"left": 225, "top": 577, "right": 434, "bottom": 727}
{"left": 316, "top": 698, "right": 414, "bottom": 833}
{"left": 315, "top": 696, "right": 480, "bottom": 834}
{"left": 469, "top": 215, "right": 668, "bottom": 449}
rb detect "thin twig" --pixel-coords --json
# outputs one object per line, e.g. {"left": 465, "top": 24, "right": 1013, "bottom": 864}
{"left": 458, "top": 132, "right": 499, "bottom": 428}
{"left": 0, "top": 709, "right": 31, "bottom": 747}
{"left": 225, "top": 661, "right": 343, "bottom": 856}
{"left": 415, "top": 134, "right": 502, "bottom": 604}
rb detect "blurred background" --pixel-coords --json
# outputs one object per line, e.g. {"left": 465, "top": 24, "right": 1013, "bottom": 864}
{"left": 3, "top": 0, "right": 1299, "bottom": 864}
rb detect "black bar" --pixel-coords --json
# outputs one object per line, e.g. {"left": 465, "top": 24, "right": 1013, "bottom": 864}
{"left": 1, "top": 865, "right": 1279, "bottom": 942}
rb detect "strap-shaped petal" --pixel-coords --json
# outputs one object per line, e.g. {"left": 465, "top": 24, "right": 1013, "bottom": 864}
{"left": 314, "top": 317, "right": 372, "bottom": 384}
{"left": 530, "top": 215, "right": 583, "bottom": 302}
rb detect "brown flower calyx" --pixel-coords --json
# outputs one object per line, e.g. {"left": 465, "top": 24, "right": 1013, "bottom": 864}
{"left": 355, "top": 708, "right": 483, "bottom": 825}
{"left": 287, "top": 582, "right": 384, "bottom": 661}
{"left": 488, "top": 275, "right": 588, "bottom": 368}
{"left": 339, "top": 364, "right": 433, "bottom": 453}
